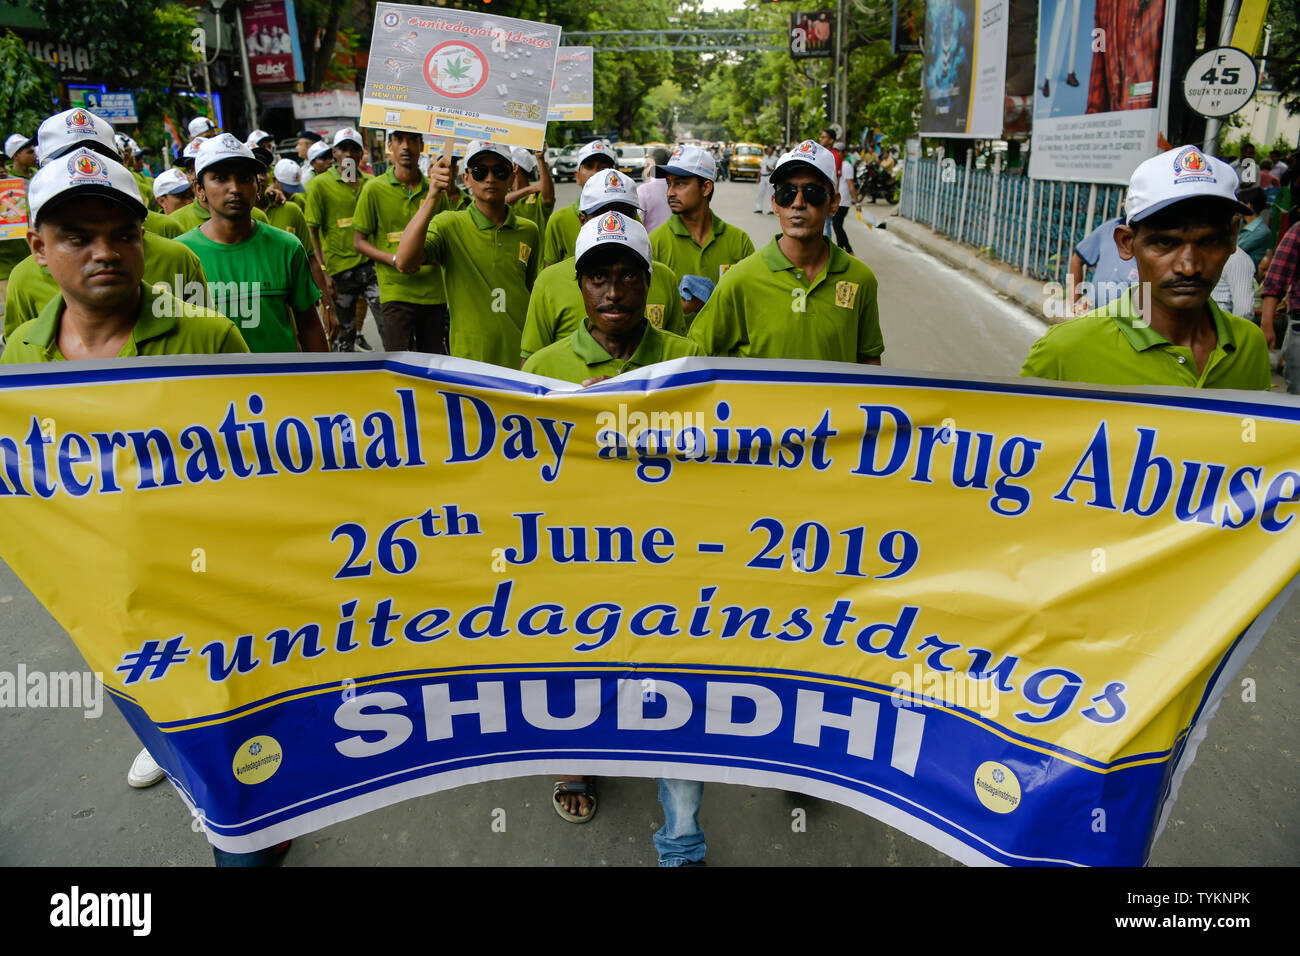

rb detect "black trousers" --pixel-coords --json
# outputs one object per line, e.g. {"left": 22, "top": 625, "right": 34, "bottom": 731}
{"left": 379, "top": 301, "right": 448, "bottom": 353}
{"left": 832, "top": 206, "right": 853, "bottom": 254}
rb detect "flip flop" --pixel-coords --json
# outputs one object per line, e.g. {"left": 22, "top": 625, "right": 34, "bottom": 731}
{"left": 552, "top": 779, "right": 597, "bottom": 824}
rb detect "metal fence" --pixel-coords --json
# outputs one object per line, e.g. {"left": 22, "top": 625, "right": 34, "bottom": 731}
{"left": 899, "top": 156, "right": 1128, "bottom": 284}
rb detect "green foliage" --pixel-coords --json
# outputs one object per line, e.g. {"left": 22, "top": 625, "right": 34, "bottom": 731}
{"left": 0, "top": 31, "right": 59, "bottom": 137}
{"left": 1264, "top": 0, "right": 1300, "bottom": 116}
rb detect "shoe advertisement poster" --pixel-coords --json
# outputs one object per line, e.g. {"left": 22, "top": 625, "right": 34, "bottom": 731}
{"left": 919, "top": 0, "right": 1009, "bottom": 138}
{"left": 1029, "top": 0, "right": 1175, "bottom": 183}
{"left": 547, "top": 47, "right": 594, "bottom": 122}
{"left": 360, "top": 3, "right": 562, "bottom": 151}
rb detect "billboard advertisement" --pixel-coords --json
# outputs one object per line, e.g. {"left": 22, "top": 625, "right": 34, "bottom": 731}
{"left": 1029, "top": 0, "right": 1176, "bottom": 183}
{"left": 243, "top": 0, "right": 307, "bottom": 86}
{"left": 789, "top": 11, "right": 835, "bottom": 59}
{"left": 920, "top": 0, "right": 1010, "bottom": 138}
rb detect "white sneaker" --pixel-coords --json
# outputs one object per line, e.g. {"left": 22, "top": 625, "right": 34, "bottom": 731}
{"left": 127, "top": 748, "right": 166, "bottom": 788}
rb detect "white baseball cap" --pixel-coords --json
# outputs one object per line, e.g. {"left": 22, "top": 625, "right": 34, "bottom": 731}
{"left": 579, "top": 169, "right": 641, "bottom": 215}
{"left": 574, "top": 211, "right": 653, "bottom": 276}
{"left": 36, "top": 108, "right": 115, "bottom": 164}
{"left": 333, "top": 127, "right": 364, "bottom": 148}
{"left": 194, "top": 133, "right": 265, "bottom": 179}
{"left": 657, "top": 144, "right": 716, "bottom": 182}
{"left": 28, "top": 148, "right": 146, "bottom": 224}
{"left": 5, "top": 133, "right": 33, "bottom": 159}
{"left": 188, "top": 116, "right": 217, "bottom": 138}
{"left": 511, "top": 147, "right": 538, "bottom": 173}
{"left": 1126, "top": 146, "right": 1251, "bottom": 224}
{"left": 306, "top": 140, "right": 333, "bottom": 163}
{"left": 181, "top": 138, "right": 204, "bottom": 165}
{"left": 273, "top": 156, "right": 302, "bottom": 185}
{"left": 151, "top": 167, "right": 192, "bottom": 199}
{"left": 576, "top": 140, "right": 617, "bottom": 169}
{"left": 463, "top": 140, "right": 512, "bottom": 166}
{"left": 245, "top": 129, "right": 274, "bottom": 149}
{"left": 113, "top": 133, "right": 140, "bottom": 158}
{"left": 771, "top": 140, "right": 837, "bottom": 189}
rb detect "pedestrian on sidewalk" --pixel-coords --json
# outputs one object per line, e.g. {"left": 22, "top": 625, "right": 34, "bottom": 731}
{"left": 832, "top": 152, "right": 859, "bottom": 254}
{"left": 754, "top": 144, "right": 777, "bottom": 214}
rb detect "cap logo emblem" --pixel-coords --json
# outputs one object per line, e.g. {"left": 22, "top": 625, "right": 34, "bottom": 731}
{"left": 66, "top": 109, "right": 96, "bottom": 132}
{"left": 599, "top": 212, "right": 625, "bottom": 234}
{"left": 1172, "top": 146, "right": 1215, "bottom": 184}
{"left": 797, "top": 141, "right": 817, "bottom": 154}
{"left": 604, "top": 170, "right": 621, "bottom": 188}
{"left": 67, "top": 153, "right": 108, "bottom": 181}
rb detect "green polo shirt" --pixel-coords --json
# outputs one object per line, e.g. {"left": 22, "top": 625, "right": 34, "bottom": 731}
{"left": 263, "top": 199, "right": 312, "bottom": 254}
{"left": 169, "top": 200, "right": 269, "bottom": 234}
{"left": 175, "top": 221, "right": 319, "bottom": 354}
{"left": 521, "top": 256, "right": 686, "bottom": 359}
{"left": 650, "top": 210, "right": 755, "bottom": 285}
{"left": 424, "top": 202, "right": 539, "bottom": 369}
{"left": 352, "top": 170, "right": 451, "bottom": 305}
{"left": 290, "top": 192, "right": 307, "bottom": 211}
{"left": 689, "top": 236, "right": 883, "bottom": 362}
{"left": 523, "top": 320, "right": 705, "bottom": 383}
{"left": 512, "top": 192, "right": 553, "bottom": 244}
{"left": 133, "top": 170, "right": 160, "bottom": 213}
{"left": 1020, "top": 293, "right": 1272, "bottom": 389}
{"left": 1, "top": 281, "right": 247, "bottom": 363}
{"left": 542, "top": 200, "right": 580, "bottom": 268}
{"left": 4, "top": 231, "right": 209, "bottom": 339}
{"left": 304, "top": 166, "right": 373, "bottom": 275}
{"left": 146, "top": 210, "right": 182, "bottom": 239}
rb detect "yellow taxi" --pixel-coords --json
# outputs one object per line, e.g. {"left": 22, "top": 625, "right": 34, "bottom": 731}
{"left": 729, "top": 142, "right": 764, "bottom": 182}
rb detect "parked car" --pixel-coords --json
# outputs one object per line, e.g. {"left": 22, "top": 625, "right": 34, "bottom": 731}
{"left": 551, "top": 145, "right": 580, "bottom": 181}
{"left": 616, "top": 144, "right": 647, "bottom": 181}
{"left": 729, "top": 143, "right": 764, "bottom": 182}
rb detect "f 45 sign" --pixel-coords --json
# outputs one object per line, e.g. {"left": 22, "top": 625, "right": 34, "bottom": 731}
{"left": 1182, "top": 46, "right": 1258, "bottom": 119}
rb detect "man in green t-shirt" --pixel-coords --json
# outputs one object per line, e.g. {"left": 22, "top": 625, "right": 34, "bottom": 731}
{"left": 542, "top": 140, "right": 617, "bottom": 267}
{"left": 689, "top": 139, "right": 883, "bottom": 365}
{"left": 151, "top": 168, "right": 194, "bottom": 216}
{"left": 0, "top": 132, "right": 37, "bottom": 306}
{"left": 352, "top": 129, "right": 452, "bottom": 353}
{"left": 521, "top": 169, "right": 685, "bottom": 363}
{"left": 649, "top": 144, "right": 755, "bottom": 316}
{"left": 177, "top": 134, "right": 327, "bottom": 353}
{"left": 304, "top": 127, "right": 379, "bottom": 352}
{"left": 1021, "top": 146, "right": 1270, "bottom": 390}
{"left": 395, "top": 140, "right": 539, "bottom": 369}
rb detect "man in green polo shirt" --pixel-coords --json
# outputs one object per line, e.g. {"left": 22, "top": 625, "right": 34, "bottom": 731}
{"left": 524, "top": 211, "right": 702, "bottom": 382}
{"left": 690, "top": 140, "right": 882, "bottom": 365}
{"left": 304, "top": 127, "right": 379, "bottom": 352}
{"left": 176, "top": 134, "right": 327, "bottom": 353}
{"left": 542, "top": 140, "right": 617, "bottom": 267}
{"left": 1021, "top": 146, "right": 1270, "bottom": 390}
{"left": 395, "top": 140, "right": 539, "bottom": 369}
{"left": 352, "top": 129, "right": 453, "bottom": 353}
{"left": 649, "top": 144, "right": 755, "bottom": 318}
{"left": 2, "top": 148, "right": 245, "bottom": 362}
{"left": 521, "top": 169, "right": 685, "bottom": 364}
{"left": 5, "top": 109, "right": 209, "bottom": 338}
{"left": 508, "top": 146, "right": 555, "bottom": 239}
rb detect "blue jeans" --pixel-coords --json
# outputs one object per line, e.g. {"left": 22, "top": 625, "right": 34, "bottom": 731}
{"left": 654, "top": 778, "right": 705, "bottom": 866}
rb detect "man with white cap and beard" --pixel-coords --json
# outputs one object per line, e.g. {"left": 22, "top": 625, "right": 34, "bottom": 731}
{"left": 395, "top": 140, "right": 539, "bottom": 368}
{"left": 521, "top": 169, "right": 686, "bottom": 366}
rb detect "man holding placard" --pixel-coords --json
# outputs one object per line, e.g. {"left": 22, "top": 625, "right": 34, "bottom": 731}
{"left": 394, "top": 141, "right": 539, "bottom": 369}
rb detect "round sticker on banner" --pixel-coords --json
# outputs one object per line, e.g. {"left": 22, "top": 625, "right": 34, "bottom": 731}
{"left": 233, "top": 735, "right": 283, "bottom": 785}
{"left": 1182, "top": 47, "right": 1258, "bottom": 119}
{"left": 973, "top": 760, "right": 1021, "bottom": 813}
{"left": 424, "top": 41, "right": 489, "bottom": 99}
{"left": 381, "top": 9, "right": 400, "bottom": 30}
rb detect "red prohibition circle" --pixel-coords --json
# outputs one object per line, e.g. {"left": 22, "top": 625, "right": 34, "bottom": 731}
{"left": 423, "top": 40, "right": 489, "bottom": 99}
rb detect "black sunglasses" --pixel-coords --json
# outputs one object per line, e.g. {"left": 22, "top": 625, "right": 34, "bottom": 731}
{"left": 469, "top": 162, "right": 513, "bottom": 182}
{"left": 773, "top": 182, "right": 831, "bottom": 207}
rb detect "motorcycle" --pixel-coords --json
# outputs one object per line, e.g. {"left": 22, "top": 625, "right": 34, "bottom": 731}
{"left": 855, "top": 162, "right": 898, "bottom": 204}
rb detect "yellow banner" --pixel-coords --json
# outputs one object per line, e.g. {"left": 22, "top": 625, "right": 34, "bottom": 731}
{"left": 1231, "top": 0, "right": 1271, "bottom": 56}
{"left": 1, "top": 354, "right": 1296, "bottom": 864}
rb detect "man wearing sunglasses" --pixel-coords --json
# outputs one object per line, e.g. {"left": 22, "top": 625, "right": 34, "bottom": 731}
{"left": 521, "top": 170, "right": 687, "bottom": 368}
{"left": 648, "top": 144, "right": 755, "bottom": 320}
{"left": 351, "top": 129, "right": 455, "bottom": 353}
{"left": 394, "top": 140, "right": 539, "bottom": 369}
{"left": 542, "top": 140, "right": 617, "bottom": 267}
{"left": 304, "top": 128, "right": 379, "bottom": 352}
{"left": 689, "top": 140, "right": 883, "bottom": 365}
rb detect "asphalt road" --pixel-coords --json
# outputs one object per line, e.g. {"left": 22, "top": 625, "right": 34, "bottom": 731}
{"left": 1, "top": 181, "right": 1295, "bottom": 867}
